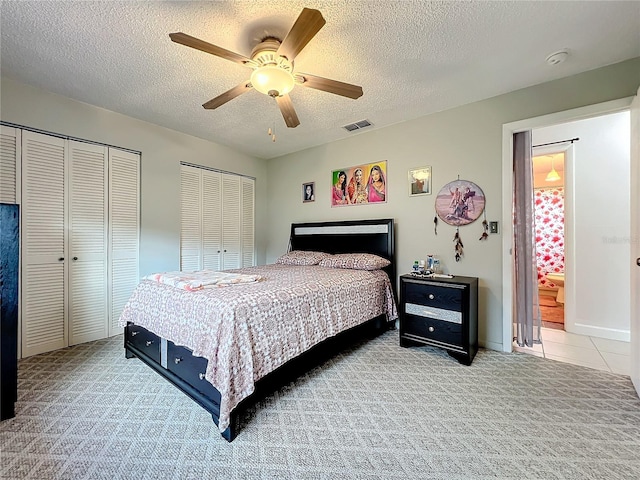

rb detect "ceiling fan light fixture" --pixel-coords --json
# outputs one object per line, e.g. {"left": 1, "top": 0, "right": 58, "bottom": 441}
{"left": 250, "top": 66, "right": 295, "bottom": 97}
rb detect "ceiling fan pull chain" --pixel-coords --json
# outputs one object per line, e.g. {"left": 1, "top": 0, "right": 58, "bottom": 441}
{"left": 270, "top": 105, "right": 277, "bottom": 142}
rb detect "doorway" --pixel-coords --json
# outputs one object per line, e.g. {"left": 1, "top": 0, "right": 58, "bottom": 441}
{"left": 501, "top": 98, "right": 634, "bottom": 375}
{"left": 533, "top": 151, "right": 566, "bottom": 331}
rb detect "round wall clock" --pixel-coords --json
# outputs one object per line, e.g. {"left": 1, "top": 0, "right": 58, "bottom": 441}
{"left": 435, "top": 179, "right": 485, "bottom": 226}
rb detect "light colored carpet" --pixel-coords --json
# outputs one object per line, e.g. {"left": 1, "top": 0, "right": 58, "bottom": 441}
{"left": 2, "top": 332, "right": 640, "bottom": 479}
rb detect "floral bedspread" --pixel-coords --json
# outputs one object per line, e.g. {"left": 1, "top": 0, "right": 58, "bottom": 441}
{"left": 118, "top": 264, "right": 397, "bottom": 433}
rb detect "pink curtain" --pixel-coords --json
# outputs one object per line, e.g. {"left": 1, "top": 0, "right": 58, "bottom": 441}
{"left": 534, "top": 187, "right": 565, "bottom": 288}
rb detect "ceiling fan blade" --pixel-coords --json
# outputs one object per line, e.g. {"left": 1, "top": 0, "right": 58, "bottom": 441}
{"left": 277, "top": 8, "right": 326, "bottom": 61}
{"left": 296, "top": 72, "right": 363, "bottom": 99}
{"left": 202, "top": 82, "right": 253, "bottom": 110}
{"left": 169, "top": 32, "right": 251, "bottom": 66}
{"left": 275, "top": 94, "right": 300, "bottom": 128}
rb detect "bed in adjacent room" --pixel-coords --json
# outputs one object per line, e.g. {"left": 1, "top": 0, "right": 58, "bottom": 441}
{"left": 119, "top": 218, "right": 397, "bottom": 441}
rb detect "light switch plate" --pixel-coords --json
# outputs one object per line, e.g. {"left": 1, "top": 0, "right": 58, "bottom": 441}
{"left": 489, "top": 221, "right": 499, "bottom": 234}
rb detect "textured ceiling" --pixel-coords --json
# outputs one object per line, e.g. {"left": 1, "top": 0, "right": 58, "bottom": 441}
{"left": 1, "top": 1, "right": 639, "bottom": 160}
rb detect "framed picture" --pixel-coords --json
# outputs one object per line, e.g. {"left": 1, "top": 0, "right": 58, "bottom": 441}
{"left": 302, "top": 182, "right": 315, "bottom": 203}
{"left": 331, "top": 161, "right": 387, "bottom": 207}
{"left": 435, "top": 179, "right": 486, "bottom": 226}
{"left": 408, "top": 166, "right": 432, "bottom": 196}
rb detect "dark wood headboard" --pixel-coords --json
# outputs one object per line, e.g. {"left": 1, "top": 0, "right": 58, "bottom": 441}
{"left": 289, "top": 218, "right": 396, "bottom": 300}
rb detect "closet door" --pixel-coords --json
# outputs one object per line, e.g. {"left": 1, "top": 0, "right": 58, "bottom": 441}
{"left": 241, "top": 177, "right": 255, "bottom": 267}
{"left": 202, "top": 169, "right": 222, "bottom": 270}
{"left": 21, "top": 131, "right": 67, "bottom": 357}
{"left": 221, "top": 174, "right": 241, "bottom": 269}
{"left": 68, "top": 141, "right": 108, "bottom": 345}
{"left": 109, "top": 149, "right": 140, "bottom": 336}
{"left": 180, "top": 165, "right": 202, "bottom": 271}
{"left": 0, "top": 126, "right": 20, "bottom": 204}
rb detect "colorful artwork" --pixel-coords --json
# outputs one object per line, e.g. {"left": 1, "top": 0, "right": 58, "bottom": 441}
{"left": 331, "top": 161, "right": 387, "bottom": 207}
{"left": 435, "top": 179, "right": 485, "bottom": 226}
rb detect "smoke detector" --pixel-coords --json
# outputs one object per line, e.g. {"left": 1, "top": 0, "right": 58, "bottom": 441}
{"left": 546, "top": 49, "right": 569, "bottom": 66}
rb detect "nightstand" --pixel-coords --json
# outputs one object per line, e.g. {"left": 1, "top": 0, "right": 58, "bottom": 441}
{"left": 399, "top": 274, "right": 478, "bottom": 365}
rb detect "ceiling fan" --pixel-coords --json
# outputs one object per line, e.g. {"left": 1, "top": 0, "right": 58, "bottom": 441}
{"left": 169, "top": 8, "right": 363, "bottom": 129}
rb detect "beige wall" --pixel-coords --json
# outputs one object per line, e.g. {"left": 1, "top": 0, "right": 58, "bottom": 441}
{"left": 266, "top": 58, "right": 640, "bottom": 350}
{"left": 3, "top": 58, "right": 638, "bottom": 351}
{"left": 0, "top": 77, "right": 268, "bottom": 276}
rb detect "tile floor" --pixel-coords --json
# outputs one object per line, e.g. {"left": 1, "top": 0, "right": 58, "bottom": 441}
{"left": 514, "top": 327, "right": 631, "bottom": 376}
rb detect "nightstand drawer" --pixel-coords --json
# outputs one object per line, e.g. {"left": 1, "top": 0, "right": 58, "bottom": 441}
{"left": 403, "top": 281, "right": 463, "bottom": 312}
{"left": 405, "top": 302, "right": 462, "bottom": 324}
{"left": 402, "top": 315, "right": 463, "bottom": 348}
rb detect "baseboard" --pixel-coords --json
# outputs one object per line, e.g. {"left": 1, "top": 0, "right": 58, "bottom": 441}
{"left": 483, "top": 340, "right": 504, "bottom": 352}
{"left": 568, "top": 323, "right": 630, "bottom": 342}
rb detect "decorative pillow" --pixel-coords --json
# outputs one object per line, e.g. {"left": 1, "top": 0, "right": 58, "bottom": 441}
{"left": 275, "top": 250, "right": 332, "bottom": 266}
{"left": 319, "top": 253, "right": 390, "bottom": 271}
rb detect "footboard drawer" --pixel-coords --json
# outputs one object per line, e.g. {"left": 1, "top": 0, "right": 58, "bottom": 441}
{"left": 166, "top": 341, "right": 221, "bottom": 403}
{"left": 126, "top": 324, "right": 161, "bottom": 363}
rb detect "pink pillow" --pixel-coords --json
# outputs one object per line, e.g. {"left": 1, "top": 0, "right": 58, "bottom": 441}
{"left": 319, "top": 253, "right": 390, "bottom": 271}
{"left": 275, "top": 250, "right": 331, "bottom": 266}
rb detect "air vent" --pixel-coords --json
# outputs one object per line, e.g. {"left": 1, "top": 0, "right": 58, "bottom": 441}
{"left": 343, "top": 119, "right": 373, "bottom": 132}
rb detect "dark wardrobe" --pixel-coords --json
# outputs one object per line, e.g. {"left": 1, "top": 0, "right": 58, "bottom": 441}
{"left": 1, "top": 203, "right": 19, "bottom": 420}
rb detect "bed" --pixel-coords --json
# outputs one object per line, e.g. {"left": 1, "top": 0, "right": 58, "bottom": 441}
{"left": 120, "top": 218, "right": 397, "bottom": 441}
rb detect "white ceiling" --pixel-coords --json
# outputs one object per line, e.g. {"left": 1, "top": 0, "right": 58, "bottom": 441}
{"left": 1, "top": 1, "right": 638, "bottom": 160}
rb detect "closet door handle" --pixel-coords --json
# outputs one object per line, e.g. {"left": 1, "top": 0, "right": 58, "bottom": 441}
{"left": 58, "top": 257, "right": 64, "bottom": 261}
{"left": 73, "top": 257, "right": 78, "bottom": 261}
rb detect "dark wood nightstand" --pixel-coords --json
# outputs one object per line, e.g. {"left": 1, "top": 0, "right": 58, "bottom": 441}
{"left": 399, "top": 274, "right": 478, "bottom": 365}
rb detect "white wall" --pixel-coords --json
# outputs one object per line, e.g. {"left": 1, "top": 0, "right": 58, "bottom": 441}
{"left": 534, "top": 112, "right": 631, "bottom": 339}
{"left": 266, "top": 58, "right": 640, "bottom": 351}
{"left": 0, "top": 77, "right": 268, "bottom": 276}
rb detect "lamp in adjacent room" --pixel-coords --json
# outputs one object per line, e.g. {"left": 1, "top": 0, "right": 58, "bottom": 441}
{"left": 545, "top": 156, "right": 561, "bottom": 182}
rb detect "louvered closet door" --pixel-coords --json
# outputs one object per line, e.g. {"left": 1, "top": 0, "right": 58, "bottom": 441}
{"left": 0, "top": 126, "right": 20, "bottom": 204}
{"left": 109, "top": 149, "right": 140, "bottom": 336}
{"left": 21, "top": 131, "right": 67, "bottom": 356}
{"left": 221, "top": 174, "right": 241, "bottom": 269}
{"left": 180, "top": 165, "right": 202, "bottom": 271}
{"left": 241, "top": 177, "right": 255, "bottom": 267}
{"left": 68, "top": 141, "right": 108, "bottom": 345}
{"left": 202, "top": 170, "right": 222, "bottom": 270}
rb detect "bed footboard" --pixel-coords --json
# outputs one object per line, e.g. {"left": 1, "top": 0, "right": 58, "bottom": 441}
{"left": 124, "top": 315, "right": 390, "bottom": 441}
